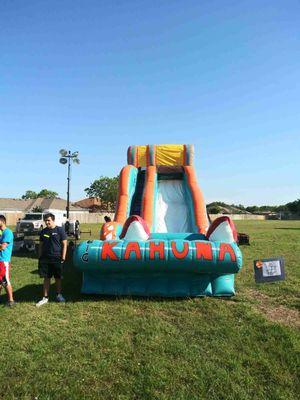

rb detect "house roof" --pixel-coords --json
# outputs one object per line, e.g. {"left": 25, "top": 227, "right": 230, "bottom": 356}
{"left": 0, "top": 197, "right": 86, "bottom": 212}
{"left": 0, "top": 198, "right": 32, "bottom": 211}
{"left": 74, "top": 197, "right": 101, "bottom": 209}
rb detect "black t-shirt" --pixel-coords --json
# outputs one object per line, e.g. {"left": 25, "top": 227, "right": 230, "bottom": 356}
{"left": 40, "top": 226, "right": 67, "bottom": 260}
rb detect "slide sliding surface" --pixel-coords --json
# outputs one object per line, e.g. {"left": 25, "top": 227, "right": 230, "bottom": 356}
{"left": 129, "top": 169, "right": 146, "bottom": 217}
{"left": 115, "top": 165, "right": 209, "bottom": 234}
{"left": 115, "top": 167, "right": 147, "bottom": 224}
{"left": 155, "top": 179, "right": 192, "bottom": 233}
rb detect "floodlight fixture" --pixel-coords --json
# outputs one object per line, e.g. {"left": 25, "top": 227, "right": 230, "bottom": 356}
{"left": 58, "top": 149, "right": 81, "bottom": 219}
{"left": 59, "top": 149, "right": 68, "bottom": 157}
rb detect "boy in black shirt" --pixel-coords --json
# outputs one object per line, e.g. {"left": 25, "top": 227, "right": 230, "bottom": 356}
{"left": 36, "top": 213, "right": 67, "bottom": 307}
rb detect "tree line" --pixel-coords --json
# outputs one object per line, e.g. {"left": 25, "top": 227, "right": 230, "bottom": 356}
{"left": 207, "top": 200, "right": 300, "bottom": 215}
{"left": 22, "top": 189, "right": 58, "bottom": 199}
{"left": 21, "top": 176, "right": 119, "bottom": 211}
{"left": 22, "top": 176, "right": 300, "bottom": 215}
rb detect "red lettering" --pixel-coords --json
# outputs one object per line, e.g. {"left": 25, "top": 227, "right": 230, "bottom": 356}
{"left": 124, "top": 242, "right": 142, "bottom": 260}
{"left": 149, "top": 241, "right": 165, "bottom": 260}
{"left": 219, "top": 243, "right": 236, "bottom": 262}
{"left": 171, "top": 241, "right": 189, "bottom": 259}
{"left": 195, "top": 242, "right": 213, "bottom": 261}
{"left": 101, "top": 242, "right": 119, "bottom": 261}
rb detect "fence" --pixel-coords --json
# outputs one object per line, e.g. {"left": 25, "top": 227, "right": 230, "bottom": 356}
{"left": 209, "top": 214, "right": 266, "bottom": 221}
{"left": 1, "top": 211, "right": 24, "bottom": 226}
{"left": 2, "top": 211, "right": 273, "bottom": 227}
{"left": 77, "top": 212, "right": 267, "bottom": 224}
{"left": 2, "top": 211, "right": 115, "bottom": 226}
{"left": 69, "top": 212, "right": 115, "bottom": 224}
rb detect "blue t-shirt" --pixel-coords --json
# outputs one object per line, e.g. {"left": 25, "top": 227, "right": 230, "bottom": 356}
{"left": 0, "top": 228, "right": 14, "bottom": 262}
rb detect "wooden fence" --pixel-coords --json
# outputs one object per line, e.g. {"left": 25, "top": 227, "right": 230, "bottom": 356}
{"left": 2, "top": 210, "right": 270, "bottom": 227}
{"left": 1, "top": 211, "right": 115, "bottom": 226}
{"left": 209, "top": 214, "right": 266, "bottom": 221}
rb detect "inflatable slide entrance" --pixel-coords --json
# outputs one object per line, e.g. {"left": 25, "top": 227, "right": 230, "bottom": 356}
{"left": 74, "top": 144, "right": 242, "bottom": 297}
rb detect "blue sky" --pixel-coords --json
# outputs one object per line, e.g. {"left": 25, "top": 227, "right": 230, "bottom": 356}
{"left": 1, "top": 0, "right": 299, "bottom": 205}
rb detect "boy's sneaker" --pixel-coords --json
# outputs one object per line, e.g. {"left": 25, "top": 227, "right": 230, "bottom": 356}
{"left": 56, "top": 294, "right": 65, "bottom": 303}
{"left": 5, "top": 300, "right": 16, "bottom": 307}
{"left": 36, "top": 297, "right": 49, "bottom": 307}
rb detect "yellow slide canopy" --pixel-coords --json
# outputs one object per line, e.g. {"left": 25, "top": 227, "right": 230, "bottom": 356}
{"left": 127, "top": 144, "right": 194, "bottom": 167}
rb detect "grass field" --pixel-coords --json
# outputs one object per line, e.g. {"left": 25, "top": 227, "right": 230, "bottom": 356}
{"left": 0, "top": 221, "right": 299, "bottom": 400}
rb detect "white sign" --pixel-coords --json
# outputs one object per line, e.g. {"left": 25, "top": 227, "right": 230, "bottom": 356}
{"left": 262, "top": 260, "right": 281, "bottom": 277}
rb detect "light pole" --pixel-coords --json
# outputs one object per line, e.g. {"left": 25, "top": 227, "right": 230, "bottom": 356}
{"left": 59, "top": 149, "right": 80, "bottom": 219}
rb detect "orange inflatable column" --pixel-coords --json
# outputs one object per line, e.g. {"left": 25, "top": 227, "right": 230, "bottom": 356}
{"left": 183, "top": 166, "right": 209, "bottom": 234}
{"left": 141, "top": 166, "right": 157, "bottom": 231}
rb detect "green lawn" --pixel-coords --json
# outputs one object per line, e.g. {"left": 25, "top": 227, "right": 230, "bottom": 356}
{"left": 0, "top": 221, "right": 299, "bottom": 400}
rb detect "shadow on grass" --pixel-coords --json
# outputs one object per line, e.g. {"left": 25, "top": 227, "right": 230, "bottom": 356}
{"left": 1, "top": 262, "right": 83, "bottom": 304}
{"left": 12, "top": 250, "right": 38, "bottom": 259}
{"left": 275, "top": 228, "right": 300, "bottom": 230}
{"left": 30, "top": 269, "right": 39, "bottom": 275}
{"left": 3, "top": 260, "right": 238, "bottom": 304}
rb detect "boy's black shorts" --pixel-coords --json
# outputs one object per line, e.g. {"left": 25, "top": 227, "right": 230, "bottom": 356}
{"left": 38, "top": 259, "right": 64, "bottom": 279}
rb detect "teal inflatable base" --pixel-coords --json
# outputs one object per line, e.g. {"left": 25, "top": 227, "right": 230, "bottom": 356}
{"left": 81, "top": 272, "right": 235, "bottom": 297}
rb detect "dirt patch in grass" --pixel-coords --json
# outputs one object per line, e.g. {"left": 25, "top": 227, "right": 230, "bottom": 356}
{"left": 246, "top": 289, "right": 300, "bottom": 328}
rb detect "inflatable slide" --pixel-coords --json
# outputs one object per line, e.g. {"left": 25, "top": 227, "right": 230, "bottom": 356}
{"left": 74, "top": 144, "right": 242, "bottom": 297}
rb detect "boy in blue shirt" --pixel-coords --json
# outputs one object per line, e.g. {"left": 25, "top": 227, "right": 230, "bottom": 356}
{"left": 0, "top": 215, "right": 15, "bottom": 306}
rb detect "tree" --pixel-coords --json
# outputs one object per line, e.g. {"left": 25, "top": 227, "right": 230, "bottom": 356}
{"left": 275, "top": 205, "right": 288, "bottom": 212}
{"left": 22, "top": 190, "right": 38, "bottom": 199}
{"left": 207, "top": 205, "right": 221, "bottom": 214}
{"left": 32, "top": 206, "right": 43, "bottom": 212}
{"left": 38, "top": 189, "right": 58, "bottom": 198}
{"left": 21, "top": 189, "right": 58, "bottom": 199}
{"left": 85, "top": 176, "right": 119, "bottom": 210}
{"left": 286, "top": 199, "right": 300, "bottom": 215}
{"left": 245, "top": 206, "right": 259, "bottom": 213}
